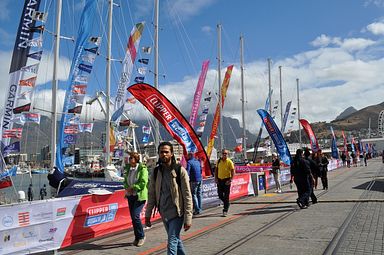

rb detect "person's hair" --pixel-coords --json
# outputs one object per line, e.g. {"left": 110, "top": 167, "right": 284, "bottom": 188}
{"left": 295, "top": 149, "right": 303, "bottom": 161}
{"left": 304, "top": 148, "right": 311, "bottom": 158}
{"left": 158, "top": 141, "right": 177, "bottom": 166}
{"left": 129, "top": 152, "right": 140, "bottom": 162}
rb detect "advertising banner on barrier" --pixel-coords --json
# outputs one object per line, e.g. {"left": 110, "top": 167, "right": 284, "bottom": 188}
{"left": 0, "top": 197, "right": 81, "bottom": 255}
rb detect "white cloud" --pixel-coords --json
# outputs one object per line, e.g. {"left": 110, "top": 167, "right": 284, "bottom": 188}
{"left": 366, "top": 22, "right": 384, "bottom": 35}
{"left": 166, "top": 0, "right": 217, "bottom": 22}
{"left": 364, "top": 0, "right": 384, "bottom": 7}
{"left": 340, "top": 38, "right": 375, "bottom": 51}
{"left": 201, "top": 25, "right": 213, "bottom": 35}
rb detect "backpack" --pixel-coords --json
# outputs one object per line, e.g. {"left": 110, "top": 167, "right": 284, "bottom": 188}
{"left": 153, "top": 164, "right": 182, "bottom": 187}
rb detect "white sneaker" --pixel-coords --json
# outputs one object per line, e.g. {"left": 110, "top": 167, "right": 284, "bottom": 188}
{"left": 274, "top": 190, "right": 278, "bottom": 193}
{"left": 277, "top": 190, "right": 282, "bottom": 193}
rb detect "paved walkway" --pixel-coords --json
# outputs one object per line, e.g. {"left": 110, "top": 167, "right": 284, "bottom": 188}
{"left": 55, "top": 159, "right": 384, "bottom": 255}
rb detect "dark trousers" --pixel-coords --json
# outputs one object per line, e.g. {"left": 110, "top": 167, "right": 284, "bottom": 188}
{"left": 309, "top": 177, "right": 317, "bottom": 203}
{"left": 217, "top": 179, "right": 231, "bottom": 212}
{"left": 321, "top": 171, "right": 328, "bottom": 189}
{"left": 127, "top": 195, "right": 146, "bottom": 240}
{"left": 294, "top": 177, "right": 310, "bottom": 206}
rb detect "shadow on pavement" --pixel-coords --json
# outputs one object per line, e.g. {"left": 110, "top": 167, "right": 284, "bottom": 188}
{"left": 62, "top": 241, "right": 135, "bottom": 251}
{"left": 236, "top": 206, "right": 296, "bottom": 216}
{"left": 353, "top": 179, "right": 384, "bottom": 192}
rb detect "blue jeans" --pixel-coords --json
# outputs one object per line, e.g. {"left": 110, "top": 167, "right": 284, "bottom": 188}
{"left": 190, "top": 181, "right": 202, "bottom": 214}
{"left": 127, "top": 195, "right": 146, "bottom": 240}
{"left": 163, "top": 216, "right": 185, "bottom": 255}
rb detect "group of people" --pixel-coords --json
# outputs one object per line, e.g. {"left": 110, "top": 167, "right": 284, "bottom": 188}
{"left": 290, "top": 148, "right": 329, "bottom": 209}
{"left": 341, "top": 151, "right": 368, "bottom": 168}
{"left": 121, "top": 142, "right": 235, "bottom": 254}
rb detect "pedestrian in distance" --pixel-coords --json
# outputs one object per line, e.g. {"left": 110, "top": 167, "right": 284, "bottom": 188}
{"left": 215, "top": 149, "right": 235, "bottom": 217}
{"left": 290, "top": 149, "right": 311, "bottom": 209}
{"left": 363, "top": 152, "right": 368, "bottom": 166}
{"left": 340, "top": 152, "right": 347, "bottom": 167}
{"left": 271, "top": 153, "right": 282, "bottom": 193}
{"left": 319, "top": 152, "right": 329, "bottom": 190}
{"left": 123, "top": 152, "right": 148, "bottom": 247}
{"left": 145, "top": 141, "right": 193, "bottom": 255}
{"left": 39, "top": 184, "right": 47, "bottom": 200}
{"left": 312, "top": 152, "right": 321, "bottom": 189}
{"left": 186, "top": 152, "right": 203, "bottom": 215}
{"left": 27, "top": 183, "right": 34, "bottom": 201}
{"left": 304, "top": 148, "right": 318, "bottom": 204}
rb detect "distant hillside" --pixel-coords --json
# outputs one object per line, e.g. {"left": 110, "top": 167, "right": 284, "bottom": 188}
{"left": 335, "top": 106, "right": 357, "bottom": 121}
{"left": 287, "top": 101, "right": 384, "bottom": 140}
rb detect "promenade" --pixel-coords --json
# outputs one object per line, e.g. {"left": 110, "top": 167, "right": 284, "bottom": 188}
{"left": 56, "top": 159, "right": 384, "bottom": 255}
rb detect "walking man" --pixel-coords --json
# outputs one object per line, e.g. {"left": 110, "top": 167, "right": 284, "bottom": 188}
{"left": 304, "top": 149, "right": 318, "bottom": 204}
{"left": 215, "top": 149, "right": 235, "bottom": 217}
{"left": 145, "top": 142, "right": 193, "bottom": 255}
{"left": 186, "top": 152, "right": 203, "bottom": 215}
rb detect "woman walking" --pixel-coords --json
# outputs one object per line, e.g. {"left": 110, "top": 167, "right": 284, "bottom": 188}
{"left": 123, "top": 152, "right": 149, "bottom": 247}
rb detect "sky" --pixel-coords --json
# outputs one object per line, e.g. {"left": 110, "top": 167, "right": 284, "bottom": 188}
{"left": 0, "top": 0, "right": 384, "bottom": 137}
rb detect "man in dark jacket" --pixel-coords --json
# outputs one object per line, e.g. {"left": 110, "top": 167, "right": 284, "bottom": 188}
{"left": 304, "top": 149, "right": 318, "bottom": 204}
{"left": 186, "top": 152, "right": 203, "bottom": 215}
{"left": 290, "top": 149, "right": 311, "bottom": 209}
{"left": 319, "top": 152, "right": 329, "bottom": 190}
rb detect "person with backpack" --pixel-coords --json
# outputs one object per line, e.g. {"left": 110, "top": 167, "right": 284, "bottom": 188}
{"left": 123, "top": 152, "right": 148, "bottom": 247}
{"left": 186, "top": 152, "right": 203, "bottom": 215}
{"left": 145, "top": 141, "right": 193, "bottom": 255}
{"left": 215, "top": 149, "right": 235, "bottom": 217}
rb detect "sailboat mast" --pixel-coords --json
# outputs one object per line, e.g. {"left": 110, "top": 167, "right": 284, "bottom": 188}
{"left": 268, "top": 58, "right": 273, "bottom": 154}
{"left": 153, "top": 0, "right": 160, "bottom": 149}
{"left": 217, "top": 24, "right": 223, "bottom": 153}
{"left": 51, "top": 0, "right": 62, "bottom": 169}
{"left": 106, "top": 0, "right": 113, "bottom": 165}
{"left": 297, "top": 78, "right": 302, "bottom": 147}
{"left": 279, "top": 66, "right": 283, "bottom": 129}
{"left": 240, "top": 35, "right": 247, "bottom": 161}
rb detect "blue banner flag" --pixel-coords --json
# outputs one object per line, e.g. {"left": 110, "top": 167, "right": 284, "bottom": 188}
{"left": 257, "top": 109, "right": 292, "bottom": 165}
{"left": 0, "top": 166, "right": 17, "bottom": 180}
{"left": 330, "top": 126, "right": 339, "bottom": 159}
{"left": 138, "top": 58, "right": 149, "bottom": 64}
{"left": 3, "top": 141, "right": 20, "bottom": 155}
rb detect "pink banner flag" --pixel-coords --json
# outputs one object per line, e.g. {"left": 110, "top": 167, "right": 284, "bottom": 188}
{"left": 189, "top": 60, "right": 209, "bottom": 126}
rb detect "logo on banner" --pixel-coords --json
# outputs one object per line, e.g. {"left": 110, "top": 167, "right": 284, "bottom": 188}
{"left": 56, "top": 207, "right": 66, "bottom": 216}
{"left": 2, "top": 216, "right": 14, "bottom": 227}
{"left": 84, "top": 203, "right": 118, "bottom": 227}
{"left": 169, "top": 119, "right": 197, "bottom": 153}
{"left": 145, "top": 94, "right": 175, "bottom": 121}
{"left": 3, "top": 233, "right": 11, "bottom": 242}
{"left": 18, "top": 212, "right": 30, "bottom": 226}
{"left": 22, "top": 231, "right": 37, "bottom": 239}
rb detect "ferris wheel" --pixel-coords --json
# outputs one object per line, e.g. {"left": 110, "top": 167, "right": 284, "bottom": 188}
{"left": 379, "top": 110, "right": 384, "bottom": 137}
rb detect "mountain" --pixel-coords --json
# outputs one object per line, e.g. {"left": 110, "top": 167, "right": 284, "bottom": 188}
{"left": 335, "top": 106, "right": 357, "bottom": 121}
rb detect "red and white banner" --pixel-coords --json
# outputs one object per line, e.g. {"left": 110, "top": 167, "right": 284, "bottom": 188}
{"left": 299, "top": 119, "right": 320, "bottom": 153}
{"left": 128, "top": 83, "right": 212, "bottom": 177}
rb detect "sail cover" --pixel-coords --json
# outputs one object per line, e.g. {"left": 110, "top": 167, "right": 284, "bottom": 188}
{"left": 128, "top": 83, "right": 212, "bottom": 177}
{"left": 56, "top": 0, "right": 99, "bottom": 172}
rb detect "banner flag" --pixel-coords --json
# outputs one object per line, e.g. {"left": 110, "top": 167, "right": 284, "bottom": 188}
{"left": 2, "top": 0, "right": 42, "bottom": 161}
{"left": 252, "top": 91, "right": 272, "bottom": 163}
{"left": 3, "top": 142, "right": 20, "bottom": 155}
{"left": 299, "top": 119, "right": 320, "bottom": 153}
{"left": 189, "top": 60, "right": 210, "bottom": 128}
{"left": 79, "top": 123, "right": 93, "bottom": 133}
{"left": 206, "top": 65, "right": 234, "bottom": 158}
{"left": 142, "top": 125, "right": 151, "bottom": 134}
{"left": 342, "top": 130, "right": 347, "bottom": 153}
{"left": 142, "top": 134, "right": 150, "bottom": 143}
{"left": 138, "top": 58, "right": 149, "bottom": 64}
{"left": 128, "top": 83, "right": 212, "bottom": 177}
{"left": 330, "top": 126, "right": 339, "bottom": 159}
{"left": 281, "top": 101, "right": 291, "bottom": 133}
{"left": 56, "top": 0, "right": 99, "bottom": 172}
{"left": 257, "top": 109, "right": 292, "bottom": 165}
{"left": 142, "top": 46, "right": 152, "bottom": 54}
{"left": 0, "top": 166, "right": 17, "bottom": 180}
{"left": 2, "top": 128, "right": 23, "bottom": 139}
{"left": 113, "top": 22, "right": 145, "bottom": 123}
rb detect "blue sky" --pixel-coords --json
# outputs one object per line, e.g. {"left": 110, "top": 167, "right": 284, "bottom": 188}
{"left": 1, "top": 0, "right": 384, "bottom": 135}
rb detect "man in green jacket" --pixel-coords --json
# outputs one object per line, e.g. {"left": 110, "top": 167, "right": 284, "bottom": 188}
{"left": 145, "top": 141, "right": 193, "bottom": 255}
{"left": 123, "top": 152, "right": 148, "bottom": 247}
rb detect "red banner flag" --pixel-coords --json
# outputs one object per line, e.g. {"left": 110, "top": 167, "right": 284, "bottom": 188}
{"left": 299, "top": 119, "right": 320, "bottom": 153}
{"left": 128, "top": 83, "right": 212, "bottom": 177}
